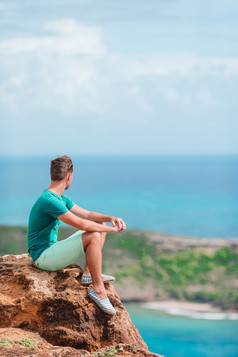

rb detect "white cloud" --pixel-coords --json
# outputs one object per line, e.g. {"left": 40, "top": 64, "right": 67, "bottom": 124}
{"left": 0, "top": 18, "right": 106, "bottom": 56}
{"left": 0, "top": 19, "right": 109, "bottom": 117}
{"left": 0, "top": 18, "right": 237, "bottom": 122}
{"left": 107, "top": 54, "right": 238, "bottom": 79}
{"left": 163, "top": 87, "right": 215, "bottom": 111}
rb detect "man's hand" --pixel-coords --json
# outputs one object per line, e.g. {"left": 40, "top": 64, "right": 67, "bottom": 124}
{"left": 111, "top": 217, "right": 126, "bottom": 232}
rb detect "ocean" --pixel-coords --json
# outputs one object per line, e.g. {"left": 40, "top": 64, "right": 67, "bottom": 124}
{"left": 1, "top": 155, "right": 238, "bottom": 356}
{"left": 0, "top": 155, "right": 238, "bottom": 238}
{"left": 125, "top": 305, "right": 238, "bottom": 357}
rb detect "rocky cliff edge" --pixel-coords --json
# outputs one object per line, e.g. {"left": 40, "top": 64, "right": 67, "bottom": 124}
{"left": 0, "top": 254, "right": 163, "bottom": 356}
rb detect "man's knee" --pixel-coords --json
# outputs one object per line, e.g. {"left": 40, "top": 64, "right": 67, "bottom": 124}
{"left": 82, "top": 231, "right": 102, "bottom": 251}
{"left": 91, "top": 231, "right": 102, "bottom": 244}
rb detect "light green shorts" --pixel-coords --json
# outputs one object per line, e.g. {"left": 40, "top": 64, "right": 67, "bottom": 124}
{"left": 34, "top": 230, "right": 85, "bottom": 271}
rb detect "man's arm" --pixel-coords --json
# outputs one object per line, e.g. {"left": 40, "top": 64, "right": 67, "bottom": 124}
{"left": 58, "top": 210, "right": 121, "bottom": 233}
{"left": 70, "top": 204, "right": 111, "bottom": 222}
{"left": 70, "top": 204, "right": 126, "bottom": 231}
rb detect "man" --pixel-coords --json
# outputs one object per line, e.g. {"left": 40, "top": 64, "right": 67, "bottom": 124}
{"left": 27, "top": 155, "right": 126, "bottom": 315}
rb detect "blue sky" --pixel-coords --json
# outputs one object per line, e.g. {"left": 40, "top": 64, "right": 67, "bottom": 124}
{"left": 1, "top": 0, "right": 238, "bottom": 156}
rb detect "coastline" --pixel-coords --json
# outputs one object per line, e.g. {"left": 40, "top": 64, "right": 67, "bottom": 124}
{"left": 143, "top": 230, "right": 238, "bottom": 250}
{"left": 136, "top": 300, "right": 238, "bottom": 320}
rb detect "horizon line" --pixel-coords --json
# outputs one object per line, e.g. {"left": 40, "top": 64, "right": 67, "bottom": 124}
{"left": 0, "top": 153, "right": 238, "bottom": 159}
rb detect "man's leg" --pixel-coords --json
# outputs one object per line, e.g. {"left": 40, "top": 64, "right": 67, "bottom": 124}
{"left": 82, "top": 222, "right": 107, "bottom": 276}
{"left": 82, "top": 231, "right": 107, "bottom": 299}
{"left": 34, "top": 230, "right": 85, "bottom": 271}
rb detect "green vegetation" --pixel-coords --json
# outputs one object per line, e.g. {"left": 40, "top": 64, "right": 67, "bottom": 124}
{"left": 0, "top": 337, "right": 39, "bottom": 348}
{"left": 18, "top": 337, "right": 39, "bottom": 348}
{"left": 104, "top": 231, "right": 238, "bottom": 309}
{"left": 92, "top": 346, "right": 124, "bottom": 357}
{"left": 0, "top": 338, "right": 13, "bottom": 347}
{"left": 1, "top": 225, "right": 238, "bottom": 309}
{"left": 0, "top": 226, "right": 28, "bottom": 255}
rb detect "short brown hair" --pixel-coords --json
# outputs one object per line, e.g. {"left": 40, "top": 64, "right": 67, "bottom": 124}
{"left": 50, "top": 155, "right": 73, "bottom": 181}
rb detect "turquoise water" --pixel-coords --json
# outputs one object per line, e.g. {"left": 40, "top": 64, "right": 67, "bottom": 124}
{"left": 125, "top": 305, "right": 238, "bottom": 357}
{"left": 0, "top": 155, "right": 238, "bottom": 237}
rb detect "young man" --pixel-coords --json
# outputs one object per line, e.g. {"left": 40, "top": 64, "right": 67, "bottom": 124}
{"left": 27, "top": 155, "right": 126, "bottom": 315}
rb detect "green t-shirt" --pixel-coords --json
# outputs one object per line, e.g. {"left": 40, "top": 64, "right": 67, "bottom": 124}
{"left": 27, "top": 189, "right": 75, "bottom": 262}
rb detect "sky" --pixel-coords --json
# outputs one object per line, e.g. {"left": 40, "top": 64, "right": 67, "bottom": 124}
{"left": 1, "top": 0, "right": 238, "bottom": 156}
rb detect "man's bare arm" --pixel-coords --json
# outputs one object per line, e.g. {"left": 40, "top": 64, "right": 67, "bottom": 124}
{"left": 58, "top": 210, "right": 120, "bottom": 233}
{"left": 70, "top": 204, "right": 90, "bottom": 219}
{"left": 70, "top": 204, "right": 112, "bottom": 222}
{"left": 70, "top": 204, "right": 126, "bottom": 231}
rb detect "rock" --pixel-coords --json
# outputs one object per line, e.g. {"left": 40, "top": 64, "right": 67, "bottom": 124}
{"left": 0, "top": 328, "right": 160, "bottom": 356}
{"left": 0, "top": 328, "right": 159, "bottom": 356}
{"left": 0, "top": 327, "right": 89, "bottom": 356}
{"left": 0, "top": 254, "right": 162, "bottom": 356}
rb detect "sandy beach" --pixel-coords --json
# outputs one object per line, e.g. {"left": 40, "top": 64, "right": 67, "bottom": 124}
{"left": 139, "top": 300, "right": 238, "bottom": 320}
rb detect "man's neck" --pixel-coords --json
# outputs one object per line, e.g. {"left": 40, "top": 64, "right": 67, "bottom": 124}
{"left": 47, "top": 181, "right": 66, "bottom": 196}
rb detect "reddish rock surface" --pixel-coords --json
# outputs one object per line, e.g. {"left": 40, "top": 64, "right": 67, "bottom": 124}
{"left": 0, "top": 327, "right": 161, "bottom": 356}
{"left": 0, "top": 254, "right": 162, "bottom": 356}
